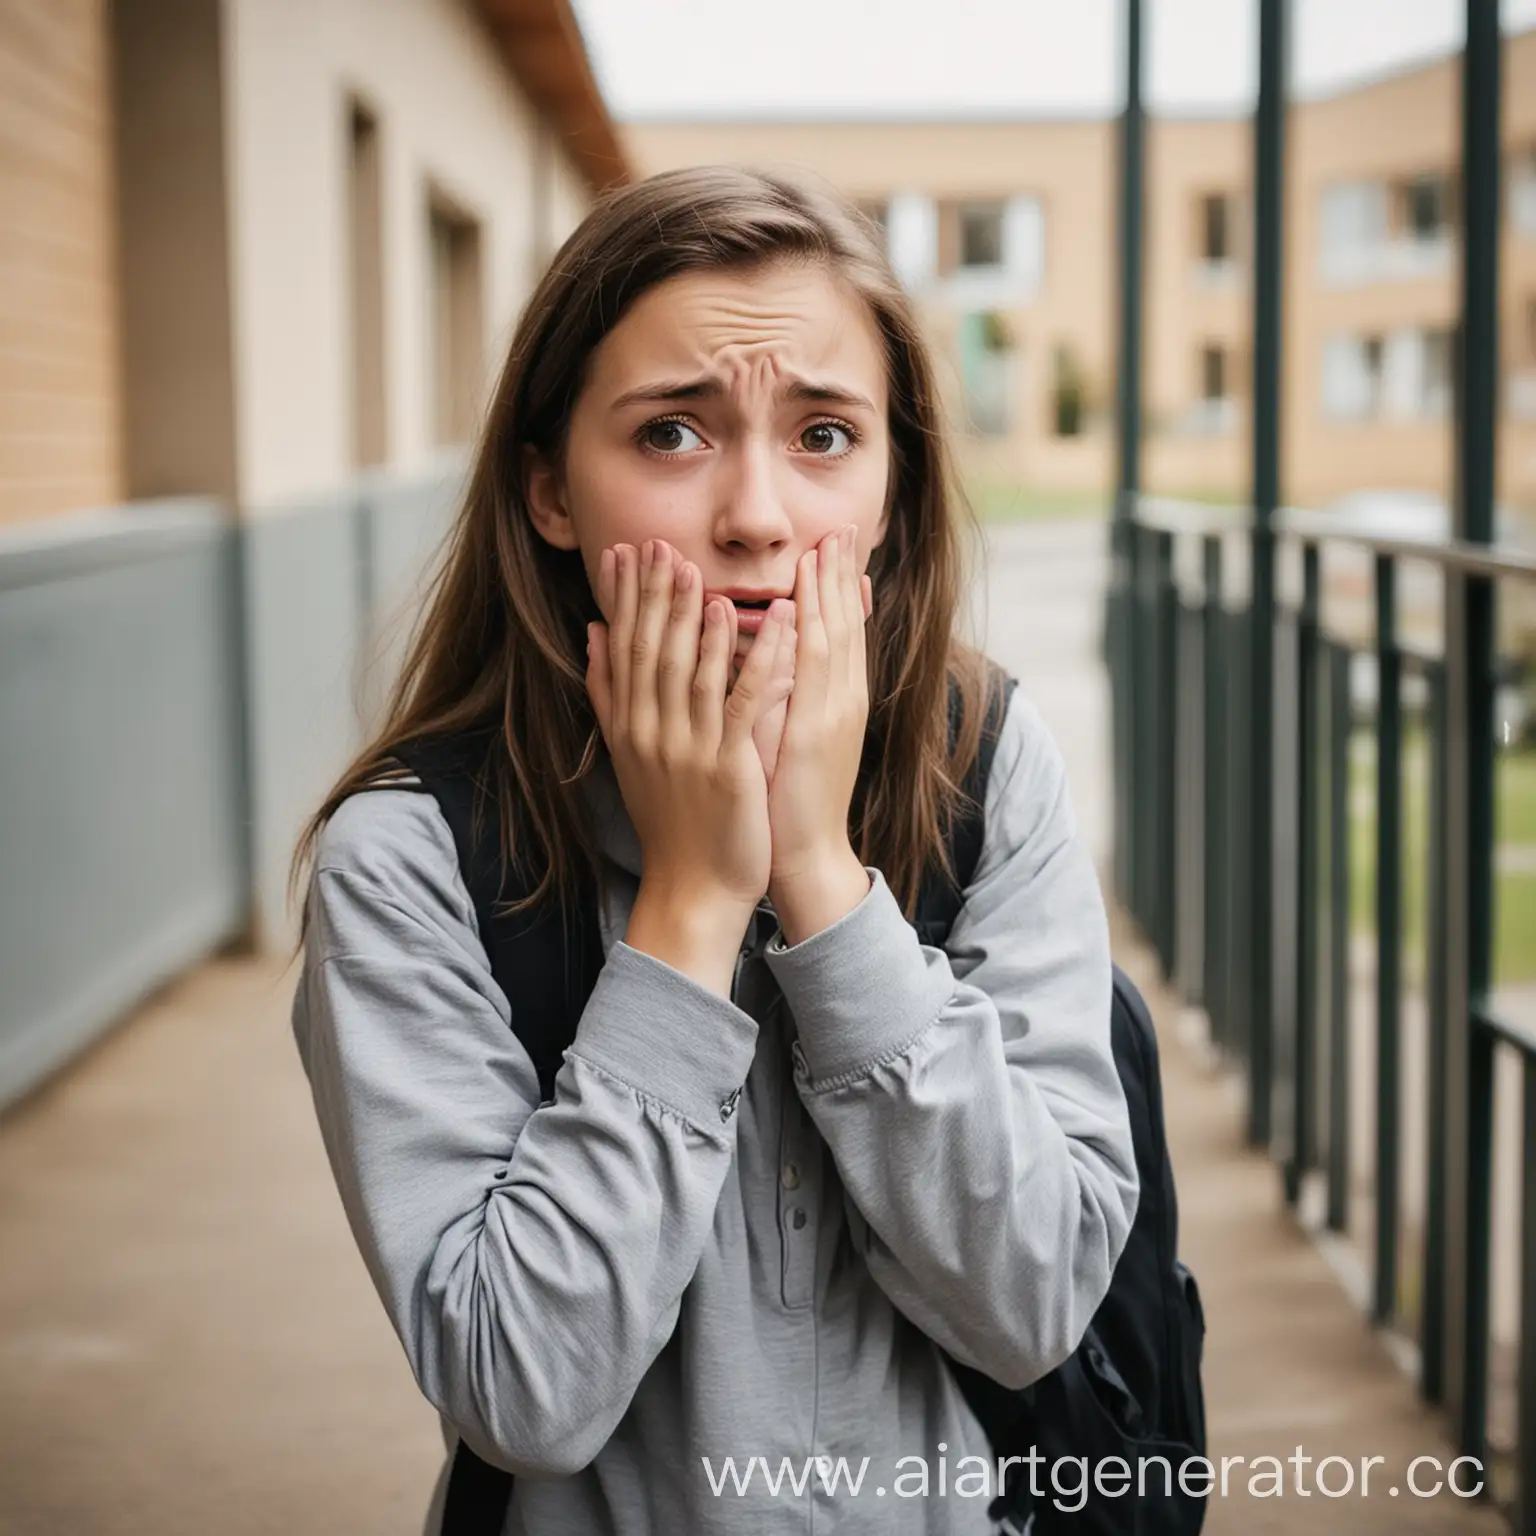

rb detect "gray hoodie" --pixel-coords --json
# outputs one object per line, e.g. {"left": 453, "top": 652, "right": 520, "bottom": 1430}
{"left": 290, "top": 684, "right": 1138, "bottom": 1535}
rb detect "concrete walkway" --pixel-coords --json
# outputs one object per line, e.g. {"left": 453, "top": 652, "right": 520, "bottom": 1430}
{"left": 0, "top": 518, "right": 1512, "bottom": 1533}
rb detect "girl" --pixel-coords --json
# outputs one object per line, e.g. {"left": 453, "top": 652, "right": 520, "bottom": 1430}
{"left": 290, "top": 165, "right": 1137, "bottom": 1535}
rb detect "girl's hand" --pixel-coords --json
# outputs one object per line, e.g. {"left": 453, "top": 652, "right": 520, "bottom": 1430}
{"left": 765, "top": 526, "right": 874, "bottom": 911}
{"left": 586, "top": 540, "right": 795, "bottom": 919}
{"left": 751, "top": 616, "right": 798, "bottom": 785}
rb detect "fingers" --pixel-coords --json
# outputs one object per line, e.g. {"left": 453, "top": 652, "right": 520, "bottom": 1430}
{"left": 692, "top": 597, "right": 732, "bottom": 744}
{"left": 722, "top": 600, "right": 792, "bottom": 755}
{"left": 606, "top": 546, "right": 636, "bottom": 738}
{"left": 819, "top": 525, "right": 851, "bottom": 649}
{"left": 840, "top": 528, "right": 867, "bottom": 686}
{"left": 626, "top": 540, "right": 674, "bottom": 750}
{"left": 586, "top": 620, "right": 612, "bottom": 744}
{"left": 659, "top": 553, "right": 704, "bottom": 743}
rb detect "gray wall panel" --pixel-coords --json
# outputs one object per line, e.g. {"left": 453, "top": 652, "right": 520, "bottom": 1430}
{"left": 0, "top": 503, "right": 246, "bottom": 1107}
{"left": 357, "top": 459, "right": 466, "bottom": 733}
{"left": 242, "top": 495, "right": 367, "bottom": 951}
{"left": 0, "top": 466, "right": 475, "bottom": 1107}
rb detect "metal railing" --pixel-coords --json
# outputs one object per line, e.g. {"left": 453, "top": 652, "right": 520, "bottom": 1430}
{"left": 1107, "top": 496, "right": 1536, "bottom": 1528}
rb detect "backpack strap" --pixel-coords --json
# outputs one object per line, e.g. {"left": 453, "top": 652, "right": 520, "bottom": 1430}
{"left": 913, "top": 662, "right": 1018, "bottom": 944}
{"left": 389, "top": 731, "right": 603, "bottom": 1105}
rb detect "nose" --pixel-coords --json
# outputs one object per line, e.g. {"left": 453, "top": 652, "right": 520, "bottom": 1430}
{"left": 713, "top": 438, "right": 793, "bottom": 554}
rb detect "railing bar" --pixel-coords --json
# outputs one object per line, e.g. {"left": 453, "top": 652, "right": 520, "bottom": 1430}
{"left": 1327, "top": 640, "right": 1351, "bottom": 1233}
{"left": 1472, "top": 1008, "right": 1536, "bottom": 1059}
{"left": 1203, "top": 537, "right": 1226, "bottom": 1047}
{"left": 1131, "top": 495, "right": 1536, "bottom": 584}
{"left": 1374, "top": 556, "right": 1403, "bottom": 1326}
{"left": 1422, "top": 662, "right": 1449, "bottom": 1405}
{"left": 1519, "top": 1052, "right": 1536, "bottom": 1536}
{"left": 1462, "top": 1026, "right": 1494, "bottom": 1467}
{"left": 1231, "top": 609, "right": 1253, "bottom": 1069}
{"left": 1158, "top": 532, "right": 1179, "bottom": 978}
{"left": 1286, "top": 542, "right": 1321, "bottom": 1204}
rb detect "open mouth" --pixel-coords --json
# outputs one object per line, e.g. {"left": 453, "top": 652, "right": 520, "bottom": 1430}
{"left": 732, "top": 598, "right": 773, "bottom": 610}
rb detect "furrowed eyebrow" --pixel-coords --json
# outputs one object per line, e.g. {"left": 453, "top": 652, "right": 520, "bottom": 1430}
{"left": 610, "top": 377, "right": 877, "bottom": 413}
{"left": 610, "top": 378, "right": 724, "bottom": 409}
{"left": 784, "top": 380, "right": 878, "bottom": 412}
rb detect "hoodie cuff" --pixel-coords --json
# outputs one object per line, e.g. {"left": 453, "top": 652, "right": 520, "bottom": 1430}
{"left": 568, "top": 941, "right": 759, "bottom": 1133}
{"left": 764, "top": 868, "right": 951, "bottom": 1085}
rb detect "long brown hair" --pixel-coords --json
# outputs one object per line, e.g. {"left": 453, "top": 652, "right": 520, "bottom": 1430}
{"left": 290, "top": 165, "right": 996, "bottom": 941}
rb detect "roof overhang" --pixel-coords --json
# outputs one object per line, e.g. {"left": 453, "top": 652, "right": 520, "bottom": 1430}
{"left": 473, "top": 0, "right": 630, "bottom": 192}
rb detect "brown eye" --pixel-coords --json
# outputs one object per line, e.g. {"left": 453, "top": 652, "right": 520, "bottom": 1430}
{"left": 800, "top": 422, "right": 853, "bottom": 455}
{"left": 640, "top": 419, "right": 703, "bottom": 454}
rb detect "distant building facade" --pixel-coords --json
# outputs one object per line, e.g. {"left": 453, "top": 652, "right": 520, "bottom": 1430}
{"left": 626, "top": 29, "right": 1536, "bottom": 513}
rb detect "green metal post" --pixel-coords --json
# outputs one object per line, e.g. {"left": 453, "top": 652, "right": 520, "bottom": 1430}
{"left": 1112, "top": 0, "right": 1145, "bottom": 910}
{"left": 1443, "top": 0, "right": 1501, "bottom": 1459}
{"left": 1247, "top": 0, "right": 1287, "bottom": 1149}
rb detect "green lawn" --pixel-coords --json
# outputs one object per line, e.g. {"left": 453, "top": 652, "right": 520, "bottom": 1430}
{"left": 1349, "top": 732, "right": 1536, "bottom": 985}
{"left": 964, "top": 482, "right": 1110, "bottom": 523}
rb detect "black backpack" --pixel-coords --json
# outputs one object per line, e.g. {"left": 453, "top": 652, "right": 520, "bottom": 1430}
{"left": 387, "top": 667, "right": 1206, "bottom": 1535}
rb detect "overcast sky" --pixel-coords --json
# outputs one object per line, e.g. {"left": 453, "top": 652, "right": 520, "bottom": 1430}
{"left": 570, "top": 0, "right": 1536, "bottom": 119}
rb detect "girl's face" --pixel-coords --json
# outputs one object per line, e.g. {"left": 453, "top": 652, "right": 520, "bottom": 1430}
{"left": 526, "top": 260, "right": 892, "bottom": 662}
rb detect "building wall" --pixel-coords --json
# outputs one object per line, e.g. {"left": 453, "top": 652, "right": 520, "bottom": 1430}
{"left": 626, "top": 33, "right": 1536, "bottom": 513}
{"left": 625, "top": 119, "right": 1117, "bottom": 495}
{"left": 1283, "top": 32, "right": 1536, "bottom": 507}
{"left": 0, "top": 0, "right": 121, "bottom": 525}
{"left": 113, "top": 0, "right": 239, "bottom": 505}
{"left": 224, "top": 0, "right": 593, "bottom": 511}
{"left": 1287, "top": 50, "right": 1461, "bottom": 506}
{"left": 1143, "top": 118, "right": 1251, "bottom": 500}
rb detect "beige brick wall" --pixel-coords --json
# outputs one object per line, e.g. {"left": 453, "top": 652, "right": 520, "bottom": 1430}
{"left": 0, "top": 0, "right": 121, "bottom": 525}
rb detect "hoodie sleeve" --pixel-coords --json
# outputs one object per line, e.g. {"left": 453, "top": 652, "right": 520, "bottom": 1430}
{"left": 763, "top": 688, "right": 1138, "bottom": 1390}
{"left": 291, "top": 788, "right": 758, "bottom": 1478}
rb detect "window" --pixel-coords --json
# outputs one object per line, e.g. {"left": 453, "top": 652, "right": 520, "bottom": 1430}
{"left": 958, "top": 310, "right": 1013, "bottom": 437}
{"left": 427, "top": 188, "right": 485, "bottom": 448}
{"left": 958, "top": 203, "right": 1005, "bottom": 269}
{"left": 1420, "top": 327, "right": 1452, "bottom": 415}
{"left": 1200, "top": 344, "right": 1228, "bottom": 403}
{"left": 1198, "top": 194, "right": 1231, "bottom": 264}
{"left": 1395, "top": 173, "right": 1453, "bottom": 242}
{"left": 348, "top": 101, "right": 386, "bottom": 468}
{"left": 1513, "top": 146, "right": 1536, "bottom": 235}
{"left": 1320, "top": 182, "right": 1389, "bottom": 265}
{"left": 1322, "top": 333, "right": 1385, "bottom": 420}
{"left": 1052, "top": 344, "right": 1085, "bottom": 437}
{"left": 1511, "top": 296, "right": 1536, "bottom": 419}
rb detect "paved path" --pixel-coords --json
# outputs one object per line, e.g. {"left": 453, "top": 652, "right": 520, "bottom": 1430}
{"left": 0, "top": 518, "right": 1511, "bottom": 1534}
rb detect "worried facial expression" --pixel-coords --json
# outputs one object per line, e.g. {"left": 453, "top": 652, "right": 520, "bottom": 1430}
{"left": 525, "top": 259, "right": 892, "bottom": 661}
